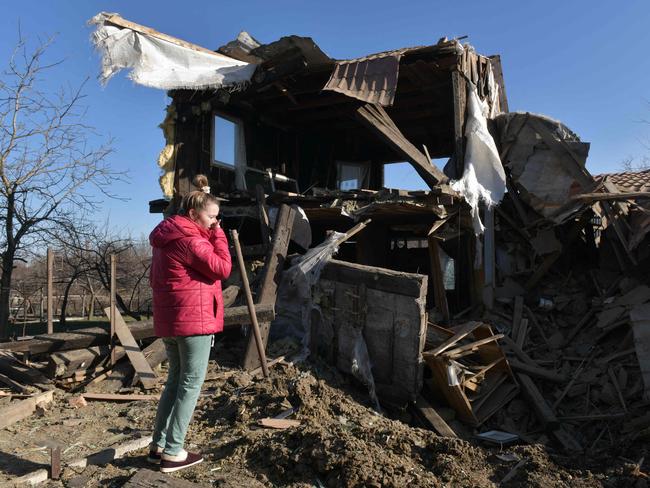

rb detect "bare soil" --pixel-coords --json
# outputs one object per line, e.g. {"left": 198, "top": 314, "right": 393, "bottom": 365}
{"left": 1, "top": 336, "right": 648, "bottom": 488}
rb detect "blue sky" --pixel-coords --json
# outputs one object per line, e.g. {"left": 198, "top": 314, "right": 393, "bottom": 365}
{"left": 1, "top": 1, "right": 649, "bottom": 235}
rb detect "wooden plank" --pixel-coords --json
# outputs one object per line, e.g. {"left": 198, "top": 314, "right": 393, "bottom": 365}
{"left": 630, "top": 304, "right": 650, "bottom": 400}
{"left": 451, "top": 70, "right": 466, "bottom": 177}
{"left": 320, "top": 259, "right": 426, "bottom": 298}
{"left": 488, "top": 55, "right": 509, "bottom": 112}
{"left": 50, "top": 445, "right": 61, "bottom": 480}
{"left": 82, "top": 392, "right": 160, "bottom": 401}
{"left": 124, "top": 469, "right": 210, "bottom": 487}
{"left": 523, "top": 305, "right": 550, "bottom": 345}
{"left": 441, "top": 335, "right": 504, "bottom": 359}
{"left": 222, "top": 285, "right": 240, "bottom": 308}
{"left": 415, "top": 396, "right": 457, "bottom": 438}
{"left": 105, "top": 308, "right": 157, "bottom": 390}
{"left": 0, "top": 304, "right": 275, "bottom": 355}
{"left": 103, "top": 14, "right": 237, "bottom": 60}
{"left": 132, "top": 338, "right": 167, "bottom": 387}
{"left": 482, "top": 207, "right": 495, "bottom": 309}
{"left": 516, "top": 318, "right": 529, "bottom": 349}
{"left": 47, "top": 248, "right": 54, "bottom": 334}
{"left": 563, "top": 309, "right": 595, "bottom": 346}
{"left": 14, "top": 436, "right": 154, "bottom": 486}
{"left": 142, "top": 338, "right": 167, "bottom": 369}
{"left": 552, "top": 427, "right": 583, "bottom": 451}
{"left": 0, "top": 351, "right": 52, "bottom": 387}
{"left": 0, "top": 390, "right": 54, "bottom": 429}
{"left": 46, "top": 345, "right": 113, "bottom": 378}
{"left": 509, "top": 359, "right": 567, "bottom": 383}
{"left": 0, "top": 371, "right": 30, "bottom": 393}
{"left": 243, "top": 204, "right": 295, "bottom": 370}
{"left": 424, "top": 321, "right": 482, "bottom": 357}
{"left": 425, "top": 355, "right": 476, "bottom": 424}
{"left": 258, "top": 418, "right": 301, "bottom": 429}
{"left": 68, "top": 435, "right": 152, "bottom": 469}
{"left": 517, "top": 373, "right": 559, "bottom": 429}
{"left": 255, "top": 204, "right": 295, "bottom": 306}
{"left": 256, "top": 184, "right": 271, "bottom": 247}
{"left": 501, "top": 335, "right": 539, "bottom": 367}
{"left": 512, "top": 296, "right": 524, "bottom": 340}
{"left": 355, "top": 103, "right": 447, "bottom": 187}
{"left": 427, "top": 235, "right": 450, "bottom": 321}
{"left": 571, "top": 191, "right": 650, "bottom": 202}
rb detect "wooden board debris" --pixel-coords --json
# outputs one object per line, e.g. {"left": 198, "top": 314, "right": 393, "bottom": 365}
{"left": 243, "top": 204, "right": 295, "bottom": 370}
{"left": 517, "top": 373, "right": 559, "bottom": 429}
{"left": 81, "top": 392, "right": 160, "bottom": 402}
{"left": 630, "top": 303, "right": 650, "bottom": 400}
{"left": 0, "top": 305, "right": 275, "bottom": 355}
{"left": 0, "top": 351, "right": 52, "bottom": 389}
{"left": 258, "top": 418, "right": 301, "bottom": 429}
{"left": 415, "top": 396, "right": 457, "bottom": 438}
{"left": 0, "top": 389, "right": 54, "bottom": 429}
{"left": 105, "top": 307, "right": 158, "bottom": 390}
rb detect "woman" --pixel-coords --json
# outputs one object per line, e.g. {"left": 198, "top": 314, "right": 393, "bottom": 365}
{"left": 148, "top": 175, "right": 231, "bottom": 473}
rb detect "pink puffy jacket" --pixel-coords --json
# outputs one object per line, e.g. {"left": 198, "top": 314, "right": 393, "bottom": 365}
{"left": 149, "top": 215, "right": 232, "bottom": 337}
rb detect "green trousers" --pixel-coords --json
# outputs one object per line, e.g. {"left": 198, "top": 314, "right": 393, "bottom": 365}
{"left": 152, "top": 334, "right": 212, "bottom": 455}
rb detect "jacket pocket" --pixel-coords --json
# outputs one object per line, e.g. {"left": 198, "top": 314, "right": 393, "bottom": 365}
{"left": 213, "top": 295, "right": 218, "bottom": 317}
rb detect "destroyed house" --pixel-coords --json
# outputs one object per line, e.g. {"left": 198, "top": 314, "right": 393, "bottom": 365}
{"left": 2, "top": 16, "right": 650, "bottom": 465}
{"left": 151, "top": 34, "right": 508, "bottom": 318}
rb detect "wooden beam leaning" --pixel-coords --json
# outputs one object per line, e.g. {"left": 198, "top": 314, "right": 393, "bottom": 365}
{"left": 355, "top": 103, "right": 447, "bottom": 188}
{"left": 104, "top": 308, "right": 157, "bottom": 390}
{"left": 242, "top": 204, "right": 295, "bottom": 370}
{"left": 232, "top": 229, "right": 269, "bottom": 377}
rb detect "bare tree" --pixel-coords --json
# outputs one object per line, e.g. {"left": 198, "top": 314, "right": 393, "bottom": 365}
{"left": 621, "top": 156, "right": 650, "bottom": 172}
{"left": 0, "top": 35, "right": 124, "bottom": 340}
{"left": 54, "top": 220, "right": 147, "bottom": 322}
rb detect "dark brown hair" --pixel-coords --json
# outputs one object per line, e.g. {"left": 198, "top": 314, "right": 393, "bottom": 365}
{"left": 179, "top": 174, "right": 220, "bottom": 215}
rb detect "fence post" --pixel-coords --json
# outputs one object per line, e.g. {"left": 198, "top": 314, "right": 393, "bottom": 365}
{"left": 110, "top": 254, "right": 117, "bottom": 365}
{"left": 47, "top": 248, "right": 53, "bottom": 334}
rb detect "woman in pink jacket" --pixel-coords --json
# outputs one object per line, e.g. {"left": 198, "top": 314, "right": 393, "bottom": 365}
{"left": 148, "top": 176, "right": 231, "bottom": 473}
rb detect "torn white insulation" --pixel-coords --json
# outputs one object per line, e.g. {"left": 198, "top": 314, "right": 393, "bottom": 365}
{"left": 274, "top": 231, "right": 346, "bottom": 359}
{"left": 89, "top": 12, "right": 256, "bottom": 90}
{"left": 451, "top": 82, "right": 506, "bottom": 268}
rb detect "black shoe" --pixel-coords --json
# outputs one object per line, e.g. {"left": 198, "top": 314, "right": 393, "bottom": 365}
{"left": 147, "top": 450, "right": 162, "bottom": 465}
{"left": 160, "top": 451, "right": 204, "bottom": 473}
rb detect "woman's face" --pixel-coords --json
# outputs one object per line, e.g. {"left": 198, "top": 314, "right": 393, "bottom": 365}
{"left": 189, "top": 202, "right": 220, "bottom": 230}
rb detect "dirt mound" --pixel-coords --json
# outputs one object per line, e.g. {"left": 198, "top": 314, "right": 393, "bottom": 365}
{"left": 2, "top": 353, "right": 648, "bottom": 487}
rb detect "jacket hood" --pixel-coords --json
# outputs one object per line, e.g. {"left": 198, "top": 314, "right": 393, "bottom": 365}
{"left": 149, "top": 215, "right": 209, "bottom": 248}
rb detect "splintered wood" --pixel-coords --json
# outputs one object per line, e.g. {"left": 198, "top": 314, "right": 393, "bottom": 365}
{"left": 423, "top": 322, "right": 517, "bottom": 425}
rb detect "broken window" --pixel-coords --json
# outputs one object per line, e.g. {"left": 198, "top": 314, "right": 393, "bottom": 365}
{"left": 213, "top": 115, "right": 237, "bottom": 167}
{"left": 336, "top": 161, "right": 370, "bottom": 190}
{"left": 213, "top": 113, "right": 247, "bottom": 189}
{"left": 383, "top": 162, "right": 429, "bottom": 190}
